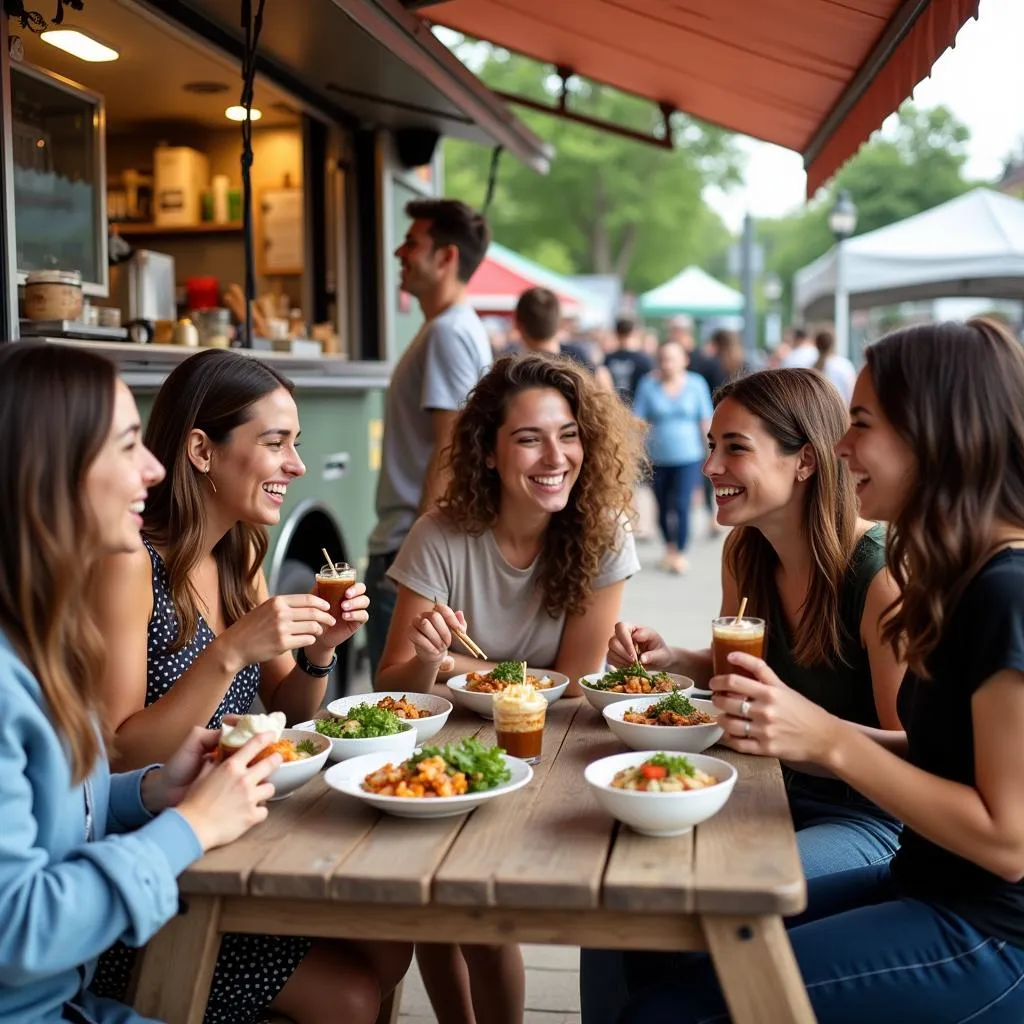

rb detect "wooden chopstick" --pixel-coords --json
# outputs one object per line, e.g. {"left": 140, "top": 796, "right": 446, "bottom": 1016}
{"left": 434, "top": 596, "right": 487, "bottom": 660}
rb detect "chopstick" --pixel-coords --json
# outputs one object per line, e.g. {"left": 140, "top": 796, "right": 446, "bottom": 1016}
{"left": 434, "top": 596, "right": 487, "bottom": 660}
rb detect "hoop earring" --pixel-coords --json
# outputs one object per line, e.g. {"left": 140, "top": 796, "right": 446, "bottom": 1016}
{"left": 204, "top": 468, "right": 218, "bottom": 495}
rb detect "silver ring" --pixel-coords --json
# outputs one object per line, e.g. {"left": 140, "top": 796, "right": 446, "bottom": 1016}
{"left": 740, "top": 699, "right": 751, "bottom": 718}
{"left": 744, "top": 720, "right": 751, "bottom": 738}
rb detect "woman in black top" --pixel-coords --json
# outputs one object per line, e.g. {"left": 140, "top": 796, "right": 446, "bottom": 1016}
{"left": 621, "top": 317, "right": 1024, "bottom": 1022}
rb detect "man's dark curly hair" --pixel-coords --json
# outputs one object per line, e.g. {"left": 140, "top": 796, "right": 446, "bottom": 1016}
{"left": 440, "top": 353, "right": 647, "bottom": 618}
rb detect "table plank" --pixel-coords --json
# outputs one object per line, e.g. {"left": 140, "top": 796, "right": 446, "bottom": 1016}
{"left": 248, "top": 779, "right": 380, "bottom": 899}
{"left": 432, "top": 699, "right": 579, "bottom": 906}
{"left": 218, "top": 897, "right": 706, "bottom": 950}
{"left": 693, "top": 749, "right": 805, "bottom": 915}
{"left": 603, "top": 823, "right": 696, "bottom": 913}
{"left": 492, "top": 702, "right": 621, "bottom": 909}
{"left": 180, "top": 776, "right": 324, "bottom": 896}
{"left": 325, "top": 713, "right": 485, "bottom": 905}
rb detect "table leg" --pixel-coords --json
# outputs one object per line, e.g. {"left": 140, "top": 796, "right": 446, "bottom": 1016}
{"left": 702, "top": 914, "right": 815, "bottom": 1024}
{"left": 131, "top": 895, "right": 223, "bottom": 1024}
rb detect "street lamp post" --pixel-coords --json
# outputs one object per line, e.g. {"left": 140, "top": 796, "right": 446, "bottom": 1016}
{"left": 829, "top": 190, "right": 858, "bottom": 359}
{"left": 762, "top": 272, "right": 783, "bottom": 351}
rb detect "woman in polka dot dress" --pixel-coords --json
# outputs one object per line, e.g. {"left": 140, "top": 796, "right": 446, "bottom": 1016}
{"left": 88, "top": 350, "right": 411, "bottom": 1024}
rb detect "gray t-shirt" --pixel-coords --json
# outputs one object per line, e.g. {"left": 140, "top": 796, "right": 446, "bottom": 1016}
{"left": 387, "top": 511, "right": 641, "bottom": 669}
{"left": 370, "top": 303, "right": 491, "bottom": 555}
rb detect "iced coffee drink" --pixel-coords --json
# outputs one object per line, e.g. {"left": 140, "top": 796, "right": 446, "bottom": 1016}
{"left": 316, "top": 562, "right": 357, "bottom": 613}
{"left": 712, "top": 616, "right": 766, "bottom": 678}
{"left": 493, "top": 683, "right": 547, "bottom": 765}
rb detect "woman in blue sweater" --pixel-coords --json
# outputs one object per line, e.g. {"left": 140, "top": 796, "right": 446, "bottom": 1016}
{"left": 0, "top": 342, "right": 280, "bottom": 1024}
{"left": 632, "top": 340, "right": 713, "bottom": 574}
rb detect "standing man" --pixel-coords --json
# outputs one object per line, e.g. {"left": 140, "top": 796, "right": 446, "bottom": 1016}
{"left": 604, "top": 317, "right": 654, "bottom": 406}
{"left": 514, "top": 286, "right": 614, "bottom": 390}
{"left": 365, "top": 199, "right": 492, "bottom": 680}
{"left": 780, "top": 325, "right": 817, "bottom": 367}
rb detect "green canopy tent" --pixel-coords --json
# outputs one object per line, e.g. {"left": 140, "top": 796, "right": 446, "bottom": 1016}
{"left": 639, "top": 266, "right": 743, "bottom": 319}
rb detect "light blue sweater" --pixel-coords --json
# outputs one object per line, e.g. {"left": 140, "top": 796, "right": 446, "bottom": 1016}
{"left": 0, "top": 632, "right": 203, "bottom": 1023}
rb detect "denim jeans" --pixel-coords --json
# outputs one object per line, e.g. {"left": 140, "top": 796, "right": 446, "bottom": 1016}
{"left": 620, "top": 863, "right": 1024, "bottom": 1023}
{"left": 786, "top": 769, "right": 902, "bottom": 880}
{"left": 651, "top": 461, "right": 704, "bottom": 550}
{"left": 580, "top": 772, "right": 903, "bottom": 1024}
{"left": 364, "top": 551, "right": 399, "bottom": 685}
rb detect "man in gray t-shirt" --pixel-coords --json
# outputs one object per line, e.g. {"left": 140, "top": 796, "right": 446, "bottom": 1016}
{"left": 365, "top": 198, "right": 492, "bottom": 679}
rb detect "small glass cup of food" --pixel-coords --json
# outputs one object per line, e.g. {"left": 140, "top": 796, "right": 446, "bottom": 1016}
{"left": 492, "top": 683, "right": 547, "bottom": 765}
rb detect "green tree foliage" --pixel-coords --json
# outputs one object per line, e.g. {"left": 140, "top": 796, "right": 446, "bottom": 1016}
{"left": 442, "top": 43, "right": 743, "bottom": 292}
{"left": 760, "top": 103, "right": 977, "bottom": 316}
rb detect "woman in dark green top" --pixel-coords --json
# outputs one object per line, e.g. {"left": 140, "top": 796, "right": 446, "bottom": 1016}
{"left": 608, "top": 368, "right": 905, "bottom": 877}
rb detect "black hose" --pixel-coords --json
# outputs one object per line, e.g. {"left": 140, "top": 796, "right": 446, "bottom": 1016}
{"left": 238, "top": 0, "right": 266, "bottom": 346}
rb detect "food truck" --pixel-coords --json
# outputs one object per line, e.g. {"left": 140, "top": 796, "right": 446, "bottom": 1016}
{"left": 0, "top": 0, "right": 547, "bottom": 691}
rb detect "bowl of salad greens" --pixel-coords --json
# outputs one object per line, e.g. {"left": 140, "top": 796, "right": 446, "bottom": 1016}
{"left": 326, "top": 691, "right": 452, "bottom": 742}
{"left": 578, "top": 664, "right": 695, "bottom": 711}
{"left": 324, "top": 737, "right": 534, "bottom": 819}
{"left": 585, "top": 750, "right": 736, "bottom": 837}
{"left": 292, "top": 702, "right": 418, "bottom": 763}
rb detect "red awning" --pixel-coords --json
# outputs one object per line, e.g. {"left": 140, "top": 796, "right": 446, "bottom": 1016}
{"left": 415, "top": 0, "right": 980, "bottom": 195}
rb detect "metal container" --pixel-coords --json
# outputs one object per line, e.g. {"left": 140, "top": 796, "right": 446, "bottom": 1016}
{"left": 23, "top": 270, "right": 83, "bottom": 321}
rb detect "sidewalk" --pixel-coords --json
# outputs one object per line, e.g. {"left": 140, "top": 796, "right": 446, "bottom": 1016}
{"left": 389, "top": 509, "right": 727, "bottom": 1023}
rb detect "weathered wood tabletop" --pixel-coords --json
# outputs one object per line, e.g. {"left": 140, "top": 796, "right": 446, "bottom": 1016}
{"left": 132, "top": 697, "right": 815, "bottom": 1023}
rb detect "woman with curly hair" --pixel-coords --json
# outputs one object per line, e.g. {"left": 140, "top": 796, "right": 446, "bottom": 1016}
{"left": 376, "top": 352, "right": 645, "bottom": 1024}
{"left": 621, "top": 318, "right": 1024, "bottom": 1021}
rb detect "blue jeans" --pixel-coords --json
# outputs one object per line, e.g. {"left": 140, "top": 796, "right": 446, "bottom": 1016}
{"left": 580, "top": 772, "right": 903, "bottom": 1024}
{"left": 786, "top": 769, "right": 902, "bottom": 879}
{"left": 364, "top": 551, "right": 399, "bottom": 686}
{"left": 620, "top": 864, "right": 1024, "bottom": 1023}
{"left": 651, "top": 461, "right": 703, "bottom": 550}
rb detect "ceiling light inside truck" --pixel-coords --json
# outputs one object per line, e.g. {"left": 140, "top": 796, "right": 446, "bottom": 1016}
{"left": 40, "top": 28, "right": 119, "bottom": 63}
{"left": 225, "top": 105, "right": 262, "bottom": 122}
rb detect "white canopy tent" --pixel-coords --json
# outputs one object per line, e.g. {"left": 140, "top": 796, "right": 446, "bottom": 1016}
{"left": 639, "top": 266, "right": 744, "bottom": 319}
{"left": 794, "top": 189, "right": 1024, "bottom": 321}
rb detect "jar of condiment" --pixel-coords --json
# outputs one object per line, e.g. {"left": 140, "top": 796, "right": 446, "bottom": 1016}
{"left": 172, "top": 318, "right": 199, "bottom": 347}
{"left": 23, "top": 270, "right": 83, "bottom": 322}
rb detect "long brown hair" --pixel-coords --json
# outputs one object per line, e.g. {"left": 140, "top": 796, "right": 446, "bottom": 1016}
{"left": 719, "top": 368, "right": 858, "bottom": 666}
{"left": 441, "top": 354, "right": 647, "bottom": 617}
{"left": 143, "top": 349, "right": 294, "bottom": 651}
{"left": 0, "top": 342, "right": 117, "bottom": 782}
{"left": 866, "top": 317, "right": 1024, "bottom": 675}
{"left": 814, "top": 329, "right": 835, "bottom": 372}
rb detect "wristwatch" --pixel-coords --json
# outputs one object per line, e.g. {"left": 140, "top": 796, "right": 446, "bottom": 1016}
{"left": 296, "top": 646, "right": 337, "bottom": 678}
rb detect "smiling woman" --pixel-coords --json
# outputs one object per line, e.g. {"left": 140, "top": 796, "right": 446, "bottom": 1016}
{"left": 84, "top": 350, "right": 409, "bottom": 1024}
{"left": 375, "top": 352, "right": 646, "bottom": 1024}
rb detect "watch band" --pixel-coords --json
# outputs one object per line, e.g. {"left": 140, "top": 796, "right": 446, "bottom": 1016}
{"left": 296, "top": 646, "right": 337, "bottom": 678}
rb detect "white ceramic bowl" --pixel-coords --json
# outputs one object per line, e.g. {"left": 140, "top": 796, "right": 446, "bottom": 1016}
{"left": 326, "top": 691, "right": 452, "bottom": 743}
{"left": 578, "top": 671, "right": 695, "bottom": 711}
{"left": 446, "top": 671, "right": 570, "bottom": 720}
{"left": 585, "top": 750, "right": 737, "bottom": 837}
{"left": 291, "top": 713, "right": 418, "bottom": 763}
{"left": 324, "top": 748, "right": 534, "bottom": 819}
{"left": 267, "top": 728, "right": 332, "bottom": 800}
{"left": 602, "top": 696, "right": 723, "bottom": 753}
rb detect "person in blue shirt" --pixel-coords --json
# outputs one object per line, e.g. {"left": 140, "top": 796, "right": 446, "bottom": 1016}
{"left": 0, "top": 341, "right": 281, "bottom": 1024}
{"left": 632, "top": 340, "right": 714, "bottom": 574}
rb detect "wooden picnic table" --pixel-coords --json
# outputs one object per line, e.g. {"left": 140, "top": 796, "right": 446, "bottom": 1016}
{"left": 131, "top": 697, "right": 815, "bottom": 1023}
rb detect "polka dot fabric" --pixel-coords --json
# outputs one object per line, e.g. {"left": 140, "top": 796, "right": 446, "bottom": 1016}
{"left": 89, "top": 539, "right": 311, "bottom": 1023}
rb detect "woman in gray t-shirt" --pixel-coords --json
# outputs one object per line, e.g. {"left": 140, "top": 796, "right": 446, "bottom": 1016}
{"left": 376, "top": 352, "right": 646, "bottom": 1024}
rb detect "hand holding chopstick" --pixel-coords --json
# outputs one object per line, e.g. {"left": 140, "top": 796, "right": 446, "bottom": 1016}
{"left": 431, "top": 596, "right": 487, "bottom": 659}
